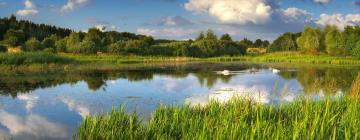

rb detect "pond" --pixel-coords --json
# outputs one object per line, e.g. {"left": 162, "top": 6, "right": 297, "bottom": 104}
{"left": 0, "top": 62, "right": 359, "bottom": 140}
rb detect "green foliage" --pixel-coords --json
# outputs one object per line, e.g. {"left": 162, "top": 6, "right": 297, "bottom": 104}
{"left": 0, "top": 44, "right": 6, "bottom": 52}
{"left": 108, "top": 41, "right": 126, "bottom": 54}
{"left": 269, "top": 32, "right": 299, "bottom": 52}
{"left": 23, "top": 37, "right": 42, "bottom": 51}
{"left": 297, "top": 26, "right": 323, "bottom": 54}
{"left": 324, "top": 26, "right": 346, "bottom": 56}
{"left": 220, "top": 33, "right": 232, "bottom": 41}
{"left": 196, "top": 31, "right": 205, "bottom": 41}
{"left": 55, "top": 38, "right": 66, "bottom": 52}
{"left": 0, "top": 52, "right": 73, "bottom": 65}
{"left": 2, "top": 29, "right": 25, "bottom": 46}
{"left": 205, "top": 29, "right": 217, "bottom": 41}
{"left": 77, "top": 98, "right": 360, "bottom": 140}
{"left": 41, "top": 34, "right": 58, "bottom": 49}
{"left": 351, "top": 41, "right": 360, "bottom": 58}
{"left": 68, "top": 40, "right": 97, "bottom": 54}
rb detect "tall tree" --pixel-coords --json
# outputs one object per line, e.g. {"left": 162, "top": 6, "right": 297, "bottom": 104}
{"left": 220, "top": 33, "right": 232, "bottom": 41}
{"left": 296, "top": 26, "right": 323, "bottom": 54}
{"left": 324, "top": 25, "right": 345, "bottom": 56}
{"left": 2, "top": 29, "right": 25, "bottom": 46}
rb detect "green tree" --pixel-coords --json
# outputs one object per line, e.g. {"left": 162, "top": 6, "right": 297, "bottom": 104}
{"left": 324, "top": 25, "right": 345, "bottom": 56}
{"left": 2, "top": 29, "right": 25, "bottom": 46}
{"left": 238, "top": 38, "right": 253, "bottom": 48}
{"left": 66, "top": 32, "right": 82, "bottom": 52}
{"left": 343, "top": 26, "right": 360, "bottom": 55}
{"left": 84, "top": 28, "right": 103, "bottom": 52}
{"left": 55, "top": 38, "right": 67, "bottom": 52}
{"left": 108, "top": 41, "right": 126, "bottom": 54}
{"left": 220, "top": 33, "right": 232, "bottom": 41}
{"left": 42, "top": 34, "right": 58, "bottom": 49}
{"left": 351, "top": 40, "right": 360, "bottom": 57}
{"left": 269, "top": 32, "right": 298, "bottom": 52}
{"left": 23, "top": 37, "right": 42, "bottom": 51}
{"left": 196, "top": 32, "right": 205, "bottom": 41}
{"left": 296, "top": 26, "right": 323, "bottom": 54}
{"left": 0, "top": 45, "right": 7, "bottom": 52}
{"left": 205, "top": 29, "right": 217, "bottom": 41}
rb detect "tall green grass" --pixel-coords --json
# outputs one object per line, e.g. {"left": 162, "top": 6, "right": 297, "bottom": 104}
{"left": 0, "top": 52, "right": 74, "bottom": 65}
{"left": 76, "top": 96, "right": 360, "bottom": 140}
{"left": 209, "top": 52, "right": 360, "bottom": 65}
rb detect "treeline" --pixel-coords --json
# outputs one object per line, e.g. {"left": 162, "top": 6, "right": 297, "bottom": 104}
{"left": 0, "top": 15, "right": 271, "bottom": 57}
{"left": 269, "top": 26, "right": 360, "bottom": 57}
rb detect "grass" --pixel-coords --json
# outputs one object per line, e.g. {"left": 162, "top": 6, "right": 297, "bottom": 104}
{"left": 209, "top": 52, "right": 360, "bottom": 65}
{"left": 1, "top": 52, "right": 360, "bottom": 66}
{"left": 76, "top": 97, "right": 360, "bottom": 140}
{"left": 76, "top": 73, "right": 360, "bottom": 139}
{"left": 0, "top": 52, "right": 74, "bottom": 65}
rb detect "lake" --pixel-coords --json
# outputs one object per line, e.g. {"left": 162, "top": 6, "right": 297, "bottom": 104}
{"left": 0, "top": 62, "right": 359, "bottom": 140}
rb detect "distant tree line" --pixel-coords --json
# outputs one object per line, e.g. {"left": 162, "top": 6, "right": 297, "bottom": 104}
{"left": 2, "top": 15, "right": 360, "bottom": 57}
{"left": 269, "top": 25, "right": 360, "bottom": 57}
{"left": 0, "top": 15, "right": 271, "bottom": 57}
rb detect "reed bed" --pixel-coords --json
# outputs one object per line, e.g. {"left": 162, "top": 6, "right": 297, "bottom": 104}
{"left": 76, "top": 95, "right": 360, "bottom": 140}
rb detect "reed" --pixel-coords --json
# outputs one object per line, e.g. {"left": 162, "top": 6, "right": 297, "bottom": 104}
{"left": 76, "top": 97, "right": 360, "bottom": 140}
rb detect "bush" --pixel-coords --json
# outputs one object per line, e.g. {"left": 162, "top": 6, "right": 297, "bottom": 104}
{"left": 0, "top": 52, "right": 74, "bottom": 65}
{"left": 351, "top": 41, "right": 360, "bottom": 58}
{"left": 0, "top": 45, "right": 7, "bottom": 52}
{"left": 68, "top": 40, "right": 97, "bottom": 54}
{"left": 23, "top": 38, "right": 42, "bottom": 51}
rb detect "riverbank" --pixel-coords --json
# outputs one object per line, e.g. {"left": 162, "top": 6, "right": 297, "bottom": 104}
{"left": 1, "top": 52, "right": 360, "bottom": 66}
{"left": 76, "top": 96, "right": 360, "bottom": 140}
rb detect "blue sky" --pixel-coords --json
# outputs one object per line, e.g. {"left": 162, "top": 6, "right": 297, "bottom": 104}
{"left": 0, "top": 0, "right": 359, "bottom": 40}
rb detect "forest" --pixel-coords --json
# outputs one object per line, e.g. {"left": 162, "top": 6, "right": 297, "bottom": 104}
{"left": 1, "top": 15, "right": 360, "bottom": 58}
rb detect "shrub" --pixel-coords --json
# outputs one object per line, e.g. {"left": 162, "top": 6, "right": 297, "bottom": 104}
{"left": 0, "top": 45, "right": 7, "bottom": 52}
{"left": 0, "top": 52, "right": 73, "bottom": 65}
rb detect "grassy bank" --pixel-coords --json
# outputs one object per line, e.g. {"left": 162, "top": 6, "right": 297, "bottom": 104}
{"left": 76, "top": 97, "right": 360, "bottom": 140}
{"left": 0, "top": 52, "right": 74, "bottom": 65}
{"left": 209, "top": 52, "right": 360, "bottom": 65}
{"left": 1, "top": 52, "right": 360, "bottom": 66}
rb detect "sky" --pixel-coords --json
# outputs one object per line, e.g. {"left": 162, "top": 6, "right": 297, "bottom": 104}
{"left": 0, "top": 0, "right": 359, "bottom": 41}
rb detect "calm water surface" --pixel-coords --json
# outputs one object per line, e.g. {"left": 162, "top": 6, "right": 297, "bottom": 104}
{"left": 0, "top": 62, "right": 359, "bottom": 140}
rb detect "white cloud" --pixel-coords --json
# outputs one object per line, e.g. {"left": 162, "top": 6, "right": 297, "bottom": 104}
{"left": 280, "top": 7, "right": 312, "bottom": 23}
{"left": 16, "top": 0, "right": 38, "bottom": 16}
{"left": 158, "top": 16, "right": 193, "bottom": 26}
{"left": 0, "top": 111, "right": 68, "bottom": 139}
{"left": 60, "top": 97, "right": 90, "bottom": 118}
{"left": 184, "top": 0, "right": 272, "bottom": 24}
{"left": 137, "top": 27, "right": 197, "bottom": 39}
{"left": 316, "top": 14, "right": 360, "bottom": 30}
{"left": 314, "top": 0, "right": 330, "bottom": 4}
{"left": 61, "top": 0, "right": 89, "bottom": 13}
{"left": 17, "top": 94, "right": 39, "bottom": 112}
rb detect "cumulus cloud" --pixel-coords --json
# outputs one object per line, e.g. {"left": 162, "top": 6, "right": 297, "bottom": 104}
{"left": 17, "top": 94, "right": 39, "bottom": 112}
{"left": 16, "top": 0, "right": 38, "bottom": 16}
{"left": 158, "top": 16, "right": 193, "bottom": 26}
{"left": 137, "top": 27, "right": 197, "bottom": 39}
{"left": 60, "top": 97, "right": 90, "bottom": 118}
{"left": 280, "top": 7, "right": 312, "bottom": 23}
{"left": 316, "top": 14, "right": 360, "bottom": 30}
{"left": 61, "top": 0, "right": 89, "bottom": 13}
{"left": 313, "top": 0, "right": 330, "bottom": 4}
{"left": 184, "top": 0, "right": 272, "bottom": 24}
{"left": 0, "top": 111, "right": 69, "bottom": 139}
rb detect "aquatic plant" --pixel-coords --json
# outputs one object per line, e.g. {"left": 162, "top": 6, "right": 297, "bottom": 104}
{"left": 77, "top": 97, "right": 360, "bottom": 140}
